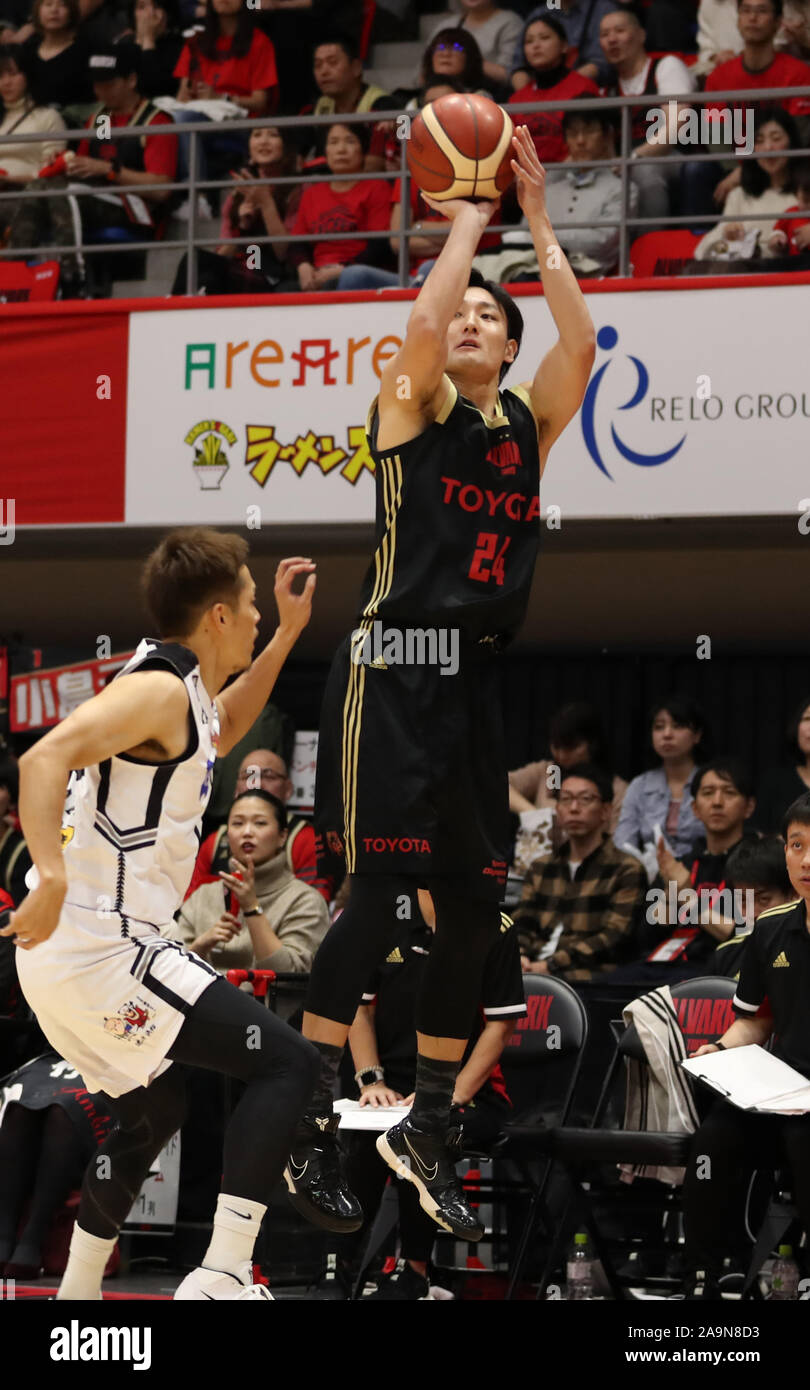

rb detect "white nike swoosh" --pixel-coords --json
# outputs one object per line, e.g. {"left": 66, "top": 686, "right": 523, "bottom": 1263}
{"left": 403, "top": 1134, "right": 439, "bottom": 1183}
{"left": 288, "top": 1158, "right": 308, "bottom": 1181}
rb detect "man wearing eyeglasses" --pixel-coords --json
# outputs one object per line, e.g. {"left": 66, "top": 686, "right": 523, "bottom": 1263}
{"left": 511, "top": 763, "right": 647, "bottom": 981}
{"left": 184, "top": 747, "right": 334, "bottom": 904}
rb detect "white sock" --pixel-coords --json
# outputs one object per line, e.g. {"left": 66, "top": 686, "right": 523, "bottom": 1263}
{"left": 202, "top": 1193, "right": 267, "bottom": 1281}
{"left": 57, "top": 1225, "right": 117, "bottom": 1301}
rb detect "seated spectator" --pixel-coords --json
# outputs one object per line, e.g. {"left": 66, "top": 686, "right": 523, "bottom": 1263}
{"left": 700, "top": 0, "right": 810, "bottom": 212}
{"left": 507, "top": 14, "right": 599, "bottom": 165}
{"left": 693, "top": 105, "right": 798, "bottom": 258}
{"left": 509, "top": 699, "right": 628, "bottom": 836}
{"left": 679, "top": 790, "right": 810, "bottom": 1299}
{"left": 752, "top": 693, "right": 810, "bottom": 833}
{"left": 767, "top": 152, "right": 810, "bottom": 249}
{"left": 185, "top": 746, "right": 332, "bottom": 903}
{"left": 614, "top": 694, "right": 707, "bottom": 862}
{"left": 0, "top": 42, "right": 65, "bottom": 234}
{"left": 174, "top": 0, "right": 278, "bottom": 114}
{"left": 512, "top": 763, "right": 648, "bottom": 982}
{"left": 511, "top": 0, "right": 623, "bottom": 89}
{"left": 711, "top": 834, "right": 796, "bottom": 976}
{"left": 9, "top": 42, "right": 177, "bottom": 292}
{"left": 430, "top": 0, "right": 523, "bottom": 97}
{"left": 696, "top": 0, "right": 744, "bottom": 76}
{"left": 482, "top": 100, "right": 639, "bottom": 280}
{"left": 172, "top": 121, "right": 301, "bottom": 293}
{"left": 600, "top": 6, "right": 698, "bottom": 231}
{"left": 170, "top": 790, "right": 329, "bottom": 972}
{"left": 293, "top": 120, "right": 391, "bottom": 291}
{"left": 342, "top": 886, "right": 525, "bottom": 1299}
{"left": 125, "top": 0, "right": 183, "bottom": 98}
{"left": 0, "top": 1049, "right": 112, "bottom": 1279}
{"left": 305, "top": 35, "right": 392, "bottom": 172}
{"left": 612, "top": 756, "right": 757, "bottom": 986}
{"left": 418, "top": 26, "right": 487, "bottom": 96}
{"left": 20, "top": 0, "right": 93, "bottom": 107}
{"left": 0, "top": 752, "right": 32, "bottom": 907}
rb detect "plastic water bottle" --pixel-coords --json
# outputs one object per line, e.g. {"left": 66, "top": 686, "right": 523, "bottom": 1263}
{"left": 770, "top": 1245, "right": 799, "bottom": 1300}
{"left": 566, "top": 1232, "right": 595, "bottom": 1300}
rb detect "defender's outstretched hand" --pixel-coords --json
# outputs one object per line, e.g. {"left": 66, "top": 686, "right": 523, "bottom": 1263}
{"left": 275, "top": 557, "right": 316, "bottom": 641}
{"left": 510, "top": 124, "right": 547, "bottom": 220}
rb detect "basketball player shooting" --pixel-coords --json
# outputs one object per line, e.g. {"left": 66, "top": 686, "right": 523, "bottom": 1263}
{"left": 0, "top": 532, "right": 320, "bottom": 1301}
{"left": 285, "top": 125, "right": 596, "bottom": 1241}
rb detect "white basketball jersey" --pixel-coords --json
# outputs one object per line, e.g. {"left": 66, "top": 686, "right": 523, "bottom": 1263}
{"left": 29, "top": 638, "right": 220, "bottom": 929}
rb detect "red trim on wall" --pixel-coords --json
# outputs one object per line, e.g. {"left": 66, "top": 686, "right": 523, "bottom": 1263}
{"left": 0, "top": 271, "right": 808, "bottom": 320}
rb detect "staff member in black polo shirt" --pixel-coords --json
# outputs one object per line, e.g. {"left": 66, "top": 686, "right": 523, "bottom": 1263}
{"left": 680, "top": 791, "right": 810, "bottom": 1300}
{"left": 343, "top": 888, "right": 527, "bottom": 1300}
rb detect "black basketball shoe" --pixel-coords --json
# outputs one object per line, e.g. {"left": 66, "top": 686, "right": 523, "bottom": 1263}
{"left": 376, "top": 1115, "right": 484, "bottom": 1241}
{"left": 284, "top": 1114, "right": 363, "bottom": 1234}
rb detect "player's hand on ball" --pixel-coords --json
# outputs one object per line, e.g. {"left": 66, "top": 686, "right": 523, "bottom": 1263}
{"left": 510, "top": 124, "right": 546, "bottom": 219}
{"left": 275, "top": 556, "right": 316, "bottom": 641}
{"left": 422, "top": 193, "right": 499, "bottom": 229}
{"left": 0, "top": 877, "right": 66, "bottom": 951}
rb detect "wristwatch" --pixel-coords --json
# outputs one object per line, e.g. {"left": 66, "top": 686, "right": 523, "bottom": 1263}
{"left": 355, "top": 1066, "right": 384, "bottom": 1088}
{"left": 243, "top": 904, "right": 263, "bottom": 918}
{"left": 714, "top": 1041, "right": 726, "bottom": 1051}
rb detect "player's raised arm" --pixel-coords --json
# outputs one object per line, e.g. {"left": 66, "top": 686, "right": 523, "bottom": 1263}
{"left": 380, "top": 197, "right": 497, "bottom": 417}
{"left": 511, "top": 125, "right": 596, "bottom": 464}
{"left": 215, "top": 556, "right": 315, "bottom": 758}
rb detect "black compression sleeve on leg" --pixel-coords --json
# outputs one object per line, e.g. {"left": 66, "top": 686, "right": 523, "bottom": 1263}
{"left": 167, "top": 975, "right": 319, "bottom": 1204}
{"left": 77, "top": 1064, "right": 188, "bottom": 1240}
{"left": 304, "top": 875, "right": 415, "bottom": 1025}
{"left": 414, "top": 882, "right": 502, "bottom": 1039}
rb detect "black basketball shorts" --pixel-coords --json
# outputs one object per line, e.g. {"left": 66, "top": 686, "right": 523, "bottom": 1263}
{"left": 313, "top": 626, "right": 510, "bottom": 900}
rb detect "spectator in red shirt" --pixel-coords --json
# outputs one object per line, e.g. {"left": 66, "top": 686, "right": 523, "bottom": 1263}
{"left": 508, "top": 13, "right": 599, "bottom": 165}
{"left": 8, "top": 43, "right": 177, "bottom": 291}
{"left": 767, "top": 153, "right": 810, "bottom": 249}
{"left": 293, "top": 120, "right": 391, "bottom": 291}
{"left": 174, "top": 0, "right": 278, "bottom": 113}
{"left": 705, "top": 0, "right": 810, "bottom": 213}
{"left": 185, "top": 747, "right": 334, "bottom": 904}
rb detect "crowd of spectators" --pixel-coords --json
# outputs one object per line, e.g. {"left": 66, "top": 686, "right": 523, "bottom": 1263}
{"left": 0, "top": 0, "right": 808, "bottom": 293}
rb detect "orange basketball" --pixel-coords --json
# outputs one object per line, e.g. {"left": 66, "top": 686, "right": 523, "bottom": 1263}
{"left": 406, "top": 92, "right": 515, "bottom": 202}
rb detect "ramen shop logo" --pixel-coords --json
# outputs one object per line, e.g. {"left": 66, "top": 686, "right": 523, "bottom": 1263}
{"left": 185, "top": 420, "right": 237, "bottom": 490}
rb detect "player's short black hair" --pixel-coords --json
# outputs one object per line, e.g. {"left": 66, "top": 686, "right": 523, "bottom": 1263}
{"left": 141, "top": 527, "right": 249, "bottom": 637}
{"left": 725, "top": 835, "right": 793, "bottom": 895}
{"left": 691, "top": 756, "right": 754, "bottom": 801}
{"left": 559, "top": 762, "right": 614, "bottom": 804}
{"left": 467, "top": 269, "right": 523, "bottom": 382}
{"left": 230, "top": 789, "right": 288, "bottom": 833}
{"left": 783, "top": 790, "right": 810, "bottom": 841}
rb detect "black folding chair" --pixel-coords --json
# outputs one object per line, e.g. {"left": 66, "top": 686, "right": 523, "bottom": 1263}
{"left": 536, "top": 975, "right": 737, "bottom": 1299}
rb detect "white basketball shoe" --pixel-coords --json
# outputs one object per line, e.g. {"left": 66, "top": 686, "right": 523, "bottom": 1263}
{"left": 174, "top": 1265, "right": 274, "bottom": 1301}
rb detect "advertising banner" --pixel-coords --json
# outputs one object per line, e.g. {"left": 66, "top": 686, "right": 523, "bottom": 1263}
{"left": 125, "top": 282, "right": 810, "bottom": 525}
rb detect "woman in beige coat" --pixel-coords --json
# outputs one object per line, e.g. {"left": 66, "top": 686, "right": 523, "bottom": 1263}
{"left": 169, "top": 790, "right": 329, "bottom": 975}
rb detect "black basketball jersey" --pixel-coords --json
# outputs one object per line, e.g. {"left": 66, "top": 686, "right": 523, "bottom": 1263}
{"left": 358, "top": 376, "right": 541, "bottom": 644}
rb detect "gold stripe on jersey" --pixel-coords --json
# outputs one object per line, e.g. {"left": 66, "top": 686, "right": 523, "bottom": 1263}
{"left": 342, "top": 622, "right": 368, "bottom": 871}
{"left": 754, "top": 899, "right": 802, "bottom": 919}
{"left": 362, "top": 452, "right": 403, "bottom": 619}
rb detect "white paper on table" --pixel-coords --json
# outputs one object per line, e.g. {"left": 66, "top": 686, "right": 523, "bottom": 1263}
{"left": 681, "top": 1044, "right": 810, "bottom": 1114}
{"left": 333, "top": 1098, "right": 411, "bottom": 1132}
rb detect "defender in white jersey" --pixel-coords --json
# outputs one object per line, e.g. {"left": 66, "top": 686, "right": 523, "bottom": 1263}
{"left": 2, "top": 529, "right": 319, "bottom": 1301}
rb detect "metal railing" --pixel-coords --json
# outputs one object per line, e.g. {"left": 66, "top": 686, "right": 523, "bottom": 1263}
{"left": 0, "top": 83, "right": 808, "bottom": 292}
